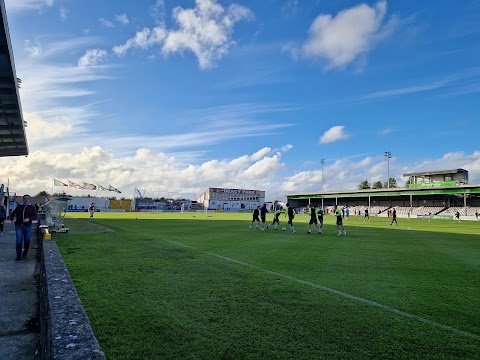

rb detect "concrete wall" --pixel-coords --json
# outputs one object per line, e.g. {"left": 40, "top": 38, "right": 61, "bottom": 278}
{"left": 38, "top": 224, "right": 106, "bottom": 359}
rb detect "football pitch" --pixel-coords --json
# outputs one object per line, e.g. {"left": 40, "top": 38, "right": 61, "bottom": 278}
{"left": 54, "top": 212, "right": 480, "bottom": 359}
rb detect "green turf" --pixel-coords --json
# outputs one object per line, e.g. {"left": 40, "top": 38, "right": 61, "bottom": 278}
{"left": 54, "top": 212, "right": 480, "bottom": 359}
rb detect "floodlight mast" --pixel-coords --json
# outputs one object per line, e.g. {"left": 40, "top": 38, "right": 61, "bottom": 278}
{"left": 320, "top": 159, "right": 325, "bottom": 192}
{"left": 384, "top": 151, "right": 392, "bottom": 188}
{"left": 320, "top": 159, "right": 325, "bottom": 209}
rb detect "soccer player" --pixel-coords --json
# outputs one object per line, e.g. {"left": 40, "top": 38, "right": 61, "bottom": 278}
{"left": 307, "top": 204, "right": 322, "bottom": 234}
{"left": 316, "top": 206, "right": 324, "bottom": 234}
{"left": 345, "top": 207, "right": 350, "bottom": 221}
{"left": 285, "top": 203, "right": 296, "bottom": 233}
{"left": 334, "top": 205, "right": 346, "bottom": 236}
{"left": 454, "top": 210, "right": 461, "bottom": 223}
{"left": 260, "top": 203, "right": 269, "bottom": 232}
{"left": 390, "top": 208, "right": 398, "bottom": 225}
{"left": 250, "top": 206, "right": 260, "bottom": 229}
{"left": 267, "top": 207, "right": 284, "bottom": 230}
{"left": 364, "top": 208, "right": 370, "bottom": 221}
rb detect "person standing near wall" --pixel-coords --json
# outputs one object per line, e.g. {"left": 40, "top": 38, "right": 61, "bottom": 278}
{"left": 10, "top": 195, "right": 38, "bottom": 261}
{"left": 0, "top": 203, "right": 6, "bottom": 236}
{"left": 88, "top": 202, "right": 95, "bottom": 218}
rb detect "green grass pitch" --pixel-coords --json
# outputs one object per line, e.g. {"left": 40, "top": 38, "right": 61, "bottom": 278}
{"left": 54, "top": 212, "right": 480, "bottom": 359}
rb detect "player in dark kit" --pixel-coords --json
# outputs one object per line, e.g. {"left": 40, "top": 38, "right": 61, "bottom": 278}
{"left": 260, "top": 203, "right": 269, "bottom": 232}
{"left": 316, "top": 207, "right": 324, "bottom": 234}
{"left": 250, "top": 206, "right": 260, "bottom": 229}
{"left": 307, "top": 204, "right": 322, "bottom": 234}
{"left": 390, "top": 208, "right": 398, "bottom": 225}
{"left": 286, "top": 203, "right": 296, "bottom": 233}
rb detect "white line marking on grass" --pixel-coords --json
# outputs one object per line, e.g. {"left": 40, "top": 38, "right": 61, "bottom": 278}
{"left": 124, "top": 228, "right": 480, "bottom": 341}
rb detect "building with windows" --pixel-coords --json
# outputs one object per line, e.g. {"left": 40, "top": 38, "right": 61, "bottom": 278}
{"left": 198, "top": 187, "right": 265, "bottom": 212}
{"left": 403, "top": 168, "right": 468, "bottom": 187}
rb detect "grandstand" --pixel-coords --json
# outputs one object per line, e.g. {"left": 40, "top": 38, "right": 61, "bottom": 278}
{"left": 286, "top": 169, "right": 480, "bottom": 220}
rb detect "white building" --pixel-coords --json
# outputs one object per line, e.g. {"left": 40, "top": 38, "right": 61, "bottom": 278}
{"left": 198, "top": 187, "right": 265, "bottom": 212}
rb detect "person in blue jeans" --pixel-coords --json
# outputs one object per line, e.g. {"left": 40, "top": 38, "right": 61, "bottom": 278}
{"left": 10, "top": 195, "right": 38, "bottom": 261}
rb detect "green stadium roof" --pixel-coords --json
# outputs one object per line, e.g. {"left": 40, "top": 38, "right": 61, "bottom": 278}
{"left": 0, "top": 1, "right": 28, "bottom": 157}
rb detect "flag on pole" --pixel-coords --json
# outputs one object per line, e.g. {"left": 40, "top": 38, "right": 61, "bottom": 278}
{"left": 83, "top": 182, "right": 97, "bottom": 190}
{"left": 135, "top": 188, "right": 144, "bottom": 200}
{"left": 97, "top": 184, "right": 108, "bottom": 191}
{"left": 108, "top": 184, "right": 121, "bottom": 193}
{"left": 53, "top": 178, "right": 68, "bottom": 187}
{"left": 68, "top": 181, "right": 84, "bottom": 189}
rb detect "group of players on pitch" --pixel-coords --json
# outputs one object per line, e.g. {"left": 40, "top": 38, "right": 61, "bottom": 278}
{"left": 249, "top": 203, "right": 346, "bottom": 236}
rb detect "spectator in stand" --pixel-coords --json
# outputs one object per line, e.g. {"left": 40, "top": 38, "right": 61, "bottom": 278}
{"left": 10, "top": 195, "right": 38, "bottom": 261}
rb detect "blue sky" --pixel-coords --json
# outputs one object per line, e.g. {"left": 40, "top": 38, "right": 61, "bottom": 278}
{"left": 2, "top": 0, "right": 480, "bottom": 200}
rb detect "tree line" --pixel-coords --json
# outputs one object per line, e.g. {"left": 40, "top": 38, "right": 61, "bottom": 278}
{"left": 358, "top": 178, "right": 398, "bottom": 190}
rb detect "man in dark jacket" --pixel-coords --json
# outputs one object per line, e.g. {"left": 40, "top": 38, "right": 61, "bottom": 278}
{"left": 10, "top": 195, "right": 38, "bottom": 260}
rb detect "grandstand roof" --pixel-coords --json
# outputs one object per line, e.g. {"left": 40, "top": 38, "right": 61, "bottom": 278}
{"left": 402, "top": 169, "right": 467, "bottom": 177}
{"left": 0, "top": 2, "right": 28, "bottom": 157}
{"left": 286, "top": 183, "right": 480, "bottom": 200}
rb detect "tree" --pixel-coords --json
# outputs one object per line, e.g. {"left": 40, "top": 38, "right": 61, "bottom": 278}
{"left": 372, "top": 181, "right": 383, "bottom": 189}
{"left": 383, "top": 178, "right": 398, "bottom": 188}
{"left": 358, "top": 180, "right": 370, "bottom": 190}
{"left": 52, "top": 192, "right": 67, "bottom": 197}
{"left": 36, "top": 190, "right": 50, "bottom": 196}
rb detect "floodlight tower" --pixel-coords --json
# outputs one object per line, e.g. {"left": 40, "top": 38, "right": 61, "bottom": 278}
{"left": 384, "top": 151, "right": 392, "bottom": 188}
{"left": 320, "top": 159, "right": 325, "bottom": 192}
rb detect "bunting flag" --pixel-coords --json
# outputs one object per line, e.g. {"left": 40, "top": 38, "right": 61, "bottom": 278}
{"left": 135, "top": 188, "right": 144, "bottom": 200}
{"left": 97, "top": 184, "right": 108, "bottom": 191}
{"left": 108, "top": 184, "right": 121, "bottom": 193}
{"left": 83, "top": 182, "right": 97, "bottom": 191}
{"left": 68, "top": 181, "right": 84, "bottom": 189}
{"left": 53, "top": 178, "right": 68, "bottom": 187}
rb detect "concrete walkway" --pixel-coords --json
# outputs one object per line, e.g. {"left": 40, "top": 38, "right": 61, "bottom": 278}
{"left": 0, "top": 222, "right": 40, "bottom": 359}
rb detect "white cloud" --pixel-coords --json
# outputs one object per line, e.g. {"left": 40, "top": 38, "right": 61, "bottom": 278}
{"left": 78, "top": 48, "right": 108, "bottom": 67}
{"left": 115, "top": 13, "right": 129, "bottom": 25}
{"left": 5, "top": 0, "right": 54, "bottom": 13}
{"left": 378, "top": 128, "right": 392, "bottom": 136}
{"left": 113, "top": 0, "right": 253, "bottom": 69}
{"left": 113, "top": 27, "right": 167, "bottom": 55}
{"left": 319, "top": 125, "right": 349, "bottom": 144}
{"left": 99, "top": 17, "right": 114, "bottom": 28}
{"left": 296, "top": 0, "right": 394, "bottom": 69}
{"left": 59, "top": 7, "right": 67, "bottom": 21}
